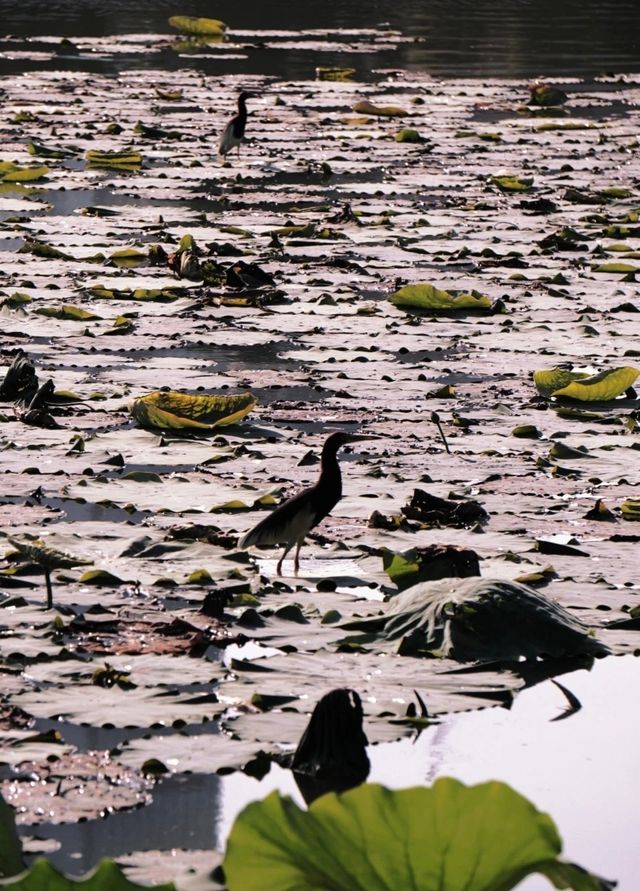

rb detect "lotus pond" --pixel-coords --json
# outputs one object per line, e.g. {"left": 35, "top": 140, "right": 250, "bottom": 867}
{"left": 0, "top": 5, "right": 639, "bottom": 891}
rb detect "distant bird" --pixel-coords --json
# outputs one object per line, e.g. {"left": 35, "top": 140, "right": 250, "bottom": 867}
{"left": 239, "top": 431, "right": 372, "bottom": 575}
{"left": 218, "top": 91, "right": 255, "bottom": 160}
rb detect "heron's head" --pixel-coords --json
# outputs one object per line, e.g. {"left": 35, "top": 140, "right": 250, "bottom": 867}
{"left": 323, "top": 429, "right": 377, "bottom": 456}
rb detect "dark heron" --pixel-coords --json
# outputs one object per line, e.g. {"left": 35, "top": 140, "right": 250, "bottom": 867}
{"left": 239, "top": 431, "right": 372, "bottom": 576}
{"left": 218, "top": 91, "right": 255, "bottom": 160}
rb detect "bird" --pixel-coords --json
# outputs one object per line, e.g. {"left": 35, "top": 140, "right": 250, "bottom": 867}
{"left": 239, "top": 431, "right": 372, "bottom": 576}
{"left": 218, "top": 91, "right": 255, "bottom": 160}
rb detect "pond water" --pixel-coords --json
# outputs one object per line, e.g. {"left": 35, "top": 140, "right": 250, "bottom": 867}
{"left": 23, "top": 655, "right": 638, "bottom": 888}
{"left": 0, "top": 0, "right": 638, "bottom": 78}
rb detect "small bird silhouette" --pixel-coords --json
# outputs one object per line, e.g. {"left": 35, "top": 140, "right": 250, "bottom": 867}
{"left": 218, "top": 91, "right": 255, "bottom": 160}
{"left": 239, "top": 431, "right": 372, "bottom": 576}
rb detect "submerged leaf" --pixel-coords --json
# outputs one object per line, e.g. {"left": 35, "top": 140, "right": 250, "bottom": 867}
{"left": 224, "top": 779, "right": 611, "bottom": 891}
{"left": 131, "top": 390, "right": 257, "bottom": 431}
{"left": 551, "top": 367, "right": 639, "bottom": 401}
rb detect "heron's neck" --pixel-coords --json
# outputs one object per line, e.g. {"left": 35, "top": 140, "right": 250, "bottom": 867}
{"left": 318, "top": 446, "right": 342, "bottom": 499}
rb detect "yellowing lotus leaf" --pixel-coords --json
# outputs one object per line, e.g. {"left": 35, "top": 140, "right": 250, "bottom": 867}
{"left": 85, "top": 149, "right": 142, "bottom": 169}
{"left": 168, "top": 15, "right": 226, "bottom": 35}
{"left": 551, "top": 366, "right": 640, "bottom": 401}
{"left": 489, "top": 174, "right": 533, "bottom": 192}
{"left": 0, "top": 163, "right": 49, "bottom": 182}
{"left": 389, "top": 283, "right": 492, "bottom": 312}
{"left": 352, "top": 99, "right": 408, "bottom": 117}
{"left": 533, "top": 368, "right": 590, "bottom": 396}
{"left": 35, "top": 305, "right": 101, "bottom": 321}
{"left": 592, "top": 262, "right": 639, "bottom": 273}
{"left": 131, "top": 390, "right": 256, "bottom": 431}
{"left": 621, "top": 498, "right": 640, "bottom": 520}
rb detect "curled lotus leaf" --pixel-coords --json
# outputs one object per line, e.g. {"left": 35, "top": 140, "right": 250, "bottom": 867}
{"left": 352, "top": 99, "right": 408, "bottom": 117}
{"left": 489, "top": 174, "right": 533, "bottom": 192}
{"left": 395, "top": 128, "right": 423, "bottom": 143}
{"left": 34, "top": 305, "right": 101, "bottom": 321}
{"left": 168, "top": 15, "right": 226, "bottom": 35}
{"left": 389, "top": 282, "right": 492, "bottom": 312}
{"left": 551, "top": 366, "right": 640, "bottom": 401}
{"left": 131, "top": 390, "right": 257, "bottom": 430}
{"left": 85, "top": 149, "right": 142, "bottom": 170}
{"left": 0, "top": 161, "right": 49, "bottom": 182}
{"left": 533, "top": 368, "right": 590, "bottom": 396}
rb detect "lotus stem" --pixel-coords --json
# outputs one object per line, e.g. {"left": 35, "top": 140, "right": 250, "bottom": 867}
{"left": 44, "top": 569, "right": 53, "bottom": 610}
{"left": 431, "top": 411, "right": 450, "bottom": 454}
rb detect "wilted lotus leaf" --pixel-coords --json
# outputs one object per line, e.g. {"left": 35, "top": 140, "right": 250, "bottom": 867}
{"left": 533, "top": 367, "right": 590, "bottom": 396}
{"left": 352, "top": 99, "right": 408, "bottom": 117}
{"left": 395, "top": 128, "right": 423, "bottom": 143}
{"left": 528, "top": 83, "right": 568, "bottom": 106}
{"left": 168, "top": 15, "right": 226, "bottom": 35}
{"left": 131, "top": 390, "right": 257, "bottom": 430}
{"left": 27, "top": 140, "right": 76, "bottom": 158}
{"left": 343, "top": 577, "right": 610, "bottom": 661}
{"left": 316, "top": 66, "right": 356, "bottom": 81}
{"left": 0, "top": 161, "right": 49, "bottom": 182}
{"left": 223, "top": 780, "right": 611, "bottom": 891}
{"left": 34, "top": 305, "right": 101, "bottom": 321}
{"left": 489, "top": 174, "right": 533, "bottom": 192}
{"left": 389, "top": 283, "right": 492, "bottom": 312}
{"left": 551, "top": 366, "right": 639, "bottom": 401}
{"left": 85, "top": 149, "right": 143, "bottom": 170}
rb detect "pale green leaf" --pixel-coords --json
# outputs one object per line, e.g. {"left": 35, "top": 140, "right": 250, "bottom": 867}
{"left": 552, "top": 366, "right": 639, "bottom": 401}
{"left": 389, "top": 282, "right": 492, "bottom": 311}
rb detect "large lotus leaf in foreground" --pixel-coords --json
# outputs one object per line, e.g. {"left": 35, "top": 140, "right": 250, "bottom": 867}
{"left": 224, "top": 779, "right": 613, "bottom": 891}
{"left": 130, "top": 390, "right": 256, "bottom": 431}
{"left": 534, "top": 366, "right": 639, "bottom": 400}
{"left": 343, "top": 577, "right": 610, "bottom": 661}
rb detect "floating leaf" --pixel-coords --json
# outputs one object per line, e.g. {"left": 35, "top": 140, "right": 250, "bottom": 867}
{"left": 511, "top": 425, "right": 542, "bottom": 438}
{"left": 109, "top": 248, "right": 148, "bottom": 268}
{"left": 533, "top": 368, "right": 590, "bottom": 396}
{"left": 592, "top": 262, "right": 639, "bottom": 274}
{"left": 224, "top": 780, "right": 611, "bottom": 891}
{"left": 130, "top": 390, "right": 257, "bottom": 431}
{"left": 621, "top": 498, "right": 640, "bottom": 520}
{"left": 352, "top": 99, "right": 407, "bottom": 117}
{"left": 395, "top": 128, "right": 423, "bottom": 143}
{"left": 78, "top": 569, "right": 126, "bottom": 586}
{"left": 389, "top": 282, "right": 491, "bottom": 312}
{"left": 489, "top": 174, "right": 533, "bottom": 192}
{"left": 551, "top": 366, "right": 639, "bottom": 401}
{"left": 85, "top": 149, "right": 142, "bottom": 170}
{"left": 528, "top": 83, "right": 568, "bottom": 106}
{"left": 0, "top": 162, "right": 49, "bottom": 182}
{"left": 316, "top": 66, "right": 356, "bottom": 82}
{"left": 168, "top": 15, "right": 226, "bottom": 35}
{"left": 34, "top": 305, "right": 101, "bottom": 321}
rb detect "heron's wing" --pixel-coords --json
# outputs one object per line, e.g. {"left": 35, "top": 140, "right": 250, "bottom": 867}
{"left": 239, "top": 488, "right": 322, "bottom": 548}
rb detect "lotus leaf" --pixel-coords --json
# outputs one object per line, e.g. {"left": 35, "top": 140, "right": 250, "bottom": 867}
{"left": 316, "top": 66, "right": 356, "bottom": 81}
{"left": 223, "top": 780, "right": 611, "bottom": 891}
{"left": 551, "top": 366, "right": 639, "bottom": 401}
{"left": 528, "top": 83, "right": 568, "bottom": 106}
{"left": 352, "top": 99, "right": 407, "bottom": 117}
{"left": 130, "top": 390, "right": 257, "bottom": 430}
{"left": 343, "top": 577, "right": 610, "bottom": 661}
{"left": 0, "top": 162, "right": 49, "bottom": 182}
{"left": 621, "top": 498, "right": 640, "bottom": 519}
{"left": 489, "top": 174, "right": 533, "bottom": 192}
{"left": 168, "top": 15, "right": 226, "bottom": 35}
{"left": 85, "top": 149, "right": 142, "bottom": 169}
{"left": 34, "top": 305, "right": 101, "bottom": 321}
{"left": 533, "top": 368, "right": 590, "bottom": 396}
{"left": 592, "top": 262, "right": 639, "bottom": 273}
{"left": 395, "top": 128, "right": 422, "bottom": 142}
{"left": 389, "top": 282, "right": 491, "bottom": 311}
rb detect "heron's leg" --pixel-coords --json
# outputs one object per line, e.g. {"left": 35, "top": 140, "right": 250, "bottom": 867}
{"left": 277, "top": 542, "right": 294, "bottom": 576}
{"left": 293, "top": 541, "right": 303, "bottom": 576}
{"left": 44, "top": 569, "right": 53, "bottom": 610}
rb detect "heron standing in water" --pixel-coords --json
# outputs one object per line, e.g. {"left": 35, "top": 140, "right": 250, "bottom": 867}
{"left": 218, "top": 91, "right": 255, "bottom": 160}
{"left": 239, "top": 431, "right": 373, "bottom": 575}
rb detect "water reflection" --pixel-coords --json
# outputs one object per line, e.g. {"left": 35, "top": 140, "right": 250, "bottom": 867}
{"left": 0, "top": 0, "right": 638, "bottom": 78}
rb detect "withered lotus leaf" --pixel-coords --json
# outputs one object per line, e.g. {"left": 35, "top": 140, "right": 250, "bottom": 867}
{"left": 130, "top": 390, "right": 257, "bottom": 430}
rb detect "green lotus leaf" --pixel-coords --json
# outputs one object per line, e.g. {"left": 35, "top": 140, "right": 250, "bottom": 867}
{"left": 621, "top": 498, "right": 640, "bottom": 519}
{"left": 85, "top": 149, "right": 142, "bottom": 169}
{"left": 316, "top": 66, "right": 356, "bottom": 81}
{"left": 528, "top": 84, "right": 568, "bottom": 106}
{"left": 352, "top": 99, "right": 407, "bottom": 117}
{"left": 0, "top": 858, "right": 176, "bottom": 889}
{"left": 511, "top": 424, "right": 542, "bottom": 438}
{"left": 533, "top": 368, "right": 590, "bottom": 396}
{"left": 223, "top": 779, "right": 611, "bottom": 891}
{"left": 168, "top": 15, "right": 226, "bottom": 35}
{"left": 592, "top": 262, "right": 639, "bottom": 273}
{"left": 489, "top": 174, "right": 533, "bottom": 192}
{"left": 395, "top": 128, "right": 423, "bottom": 142}
{"left": 552, "top": 366, "right": 639, "bottom": 401}
{"left": 78, "top": 569, "right": 126, "bottom": 586}
{"left": 389, "top": 282, "right": 492, "bottom": 311}
{"left": 109, "top": 248, "right": 148, "bottom": 267}
{"left": 0, "top": 162, "right": 49, "bottom": 182}
{"left": 34, "top": 305, "right": 101, "bottom": 321}
{"left": 131, "top": 390, "right": 257, "bottom": 431}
